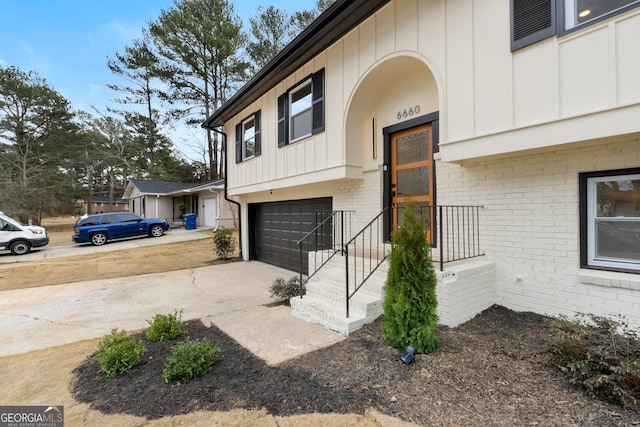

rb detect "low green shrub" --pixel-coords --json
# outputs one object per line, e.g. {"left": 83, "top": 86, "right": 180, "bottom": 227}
{"left": 213, "top": 228, "right": 237, "bottom": 259}
{"left": 162, "top": 337, "right": 221, "bottom": 383}
{"left": 547, "top": 313, "right": 640, "bottom": 410}
{"left": 269, "top": 276, "right": 304, "bottom": 301}
{"left": 93, "top": 328, "right": 146, "bottom": 378}
{"left": 145, "top": 310, "right": 184, "bottom": 342}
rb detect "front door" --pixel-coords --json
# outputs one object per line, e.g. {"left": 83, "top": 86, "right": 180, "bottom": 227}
{"left": 390, "top": 124, "right": 435, "bottom": 243}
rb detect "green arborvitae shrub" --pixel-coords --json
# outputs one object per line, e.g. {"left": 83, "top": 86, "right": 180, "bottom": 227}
{"left": 547, "top": 313, "right": 640, "bottom": 410}
{"left": 269, "top": 276, "right": 304, "bottom": 301}
{"left": 213, "top": 228, "right": 237, "bottom": 259}
{"left": 382, "top": 200, "right": 440, "bottom": 354}
{"left": 162, "top": 337, "right": 221, "bottom": 383}
{"left": 145, "top": 309, "right": 184, "bottom": 342}
{"left": 93, "top": 328, "right": 146, "bottom": 378}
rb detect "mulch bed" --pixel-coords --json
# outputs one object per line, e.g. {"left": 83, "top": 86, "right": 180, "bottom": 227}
{"left": 72, "top": 305, "right": 640, "bottom": 426}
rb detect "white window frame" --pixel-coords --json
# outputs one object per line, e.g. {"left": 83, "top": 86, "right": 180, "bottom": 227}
{"left": 289, "top": 79, "right": 313, "bottom": 143}
{"left": 586, "top": 172, "right": 640, "bottom": 272}
{"left": 564, "top": 0, "right": 640, "bottom": 30}
{"left": 241, "top": 116, "right": 256, "bottom": 161}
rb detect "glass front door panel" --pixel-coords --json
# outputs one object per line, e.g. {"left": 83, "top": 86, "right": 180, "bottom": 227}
{"left": 397, "top": 167, "right": 430, "bottom": 197}
{"left": 396, "top": 131, "right": 429, "bottom": 165}
{"left": 396, "top": 202, "right": 432, "bottom": 231}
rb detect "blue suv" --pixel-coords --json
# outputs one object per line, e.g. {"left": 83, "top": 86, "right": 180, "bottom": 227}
{"left": 73, "top": 212, "right": 170, "bottom": 246}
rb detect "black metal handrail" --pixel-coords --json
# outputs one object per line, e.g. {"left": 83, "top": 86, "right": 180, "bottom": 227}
{"left": 344, "top": 207, "right": 391, "bottom": 318}
{"left": 296, "top": 210, "right": 353, "bottom": 296}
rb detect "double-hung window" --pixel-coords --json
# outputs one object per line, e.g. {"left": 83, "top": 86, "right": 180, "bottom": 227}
{"left": 235, "top": 111, "right": 261, "bottom": 163}
{"left": 290, "top": 80, "right": 313, "bottom": 141}
{"left": 278, "top": 69, "right": 325, "bottom": 147}
{"left": 580, "top": 169, "right": 640, "bottom": 273}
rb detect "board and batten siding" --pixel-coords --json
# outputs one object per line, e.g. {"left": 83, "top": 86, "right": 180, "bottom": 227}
{"left": 441, "top": 0, "right": 640, "bottom": 161}
{"left": 226, "top": 0, "right": 640, "bottom": 190}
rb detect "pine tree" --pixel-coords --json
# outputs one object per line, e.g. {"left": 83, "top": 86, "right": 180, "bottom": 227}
{"left": 382, "top": 201, "right": 440, "bottom": 353}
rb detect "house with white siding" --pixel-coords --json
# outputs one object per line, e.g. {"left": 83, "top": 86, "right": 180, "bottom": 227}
{"left": 203, "top": 0, "right": 640, "bottom": 334}
{"left": 123, "top": 179, "right": 238, "bottom": 230}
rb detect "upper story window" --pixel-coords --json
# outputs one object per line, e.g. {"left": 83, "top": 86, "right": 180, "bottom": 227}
{"left": 565, "top": 0, "right": 640, "bottom": 29}
{"left": 242, "top": 116, "right": 256, "bottom": 159}
{"left": 278, "top": 69, "right": 325, "bottom": 147}
{"left": 580, "top": 168, "right": 640, "bottom": 273}
{"left": 511, "top": 0, "right": 640, "bottom": 50}
{"left": 290, "top": 80, "right": 313, "bottom": 141}
{"left": 235, "top": 111, "right": 261, "bottom": 163}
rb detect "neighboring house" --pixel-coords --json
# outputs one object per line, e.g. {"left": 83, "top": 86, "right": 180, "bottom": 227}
{"left": 203, "top": 0, "right": 640, "bottom": 332}
{"left": 75, "top": 196, "right": 129, "bottom": 214}
{"left": 122, "top": 179, "right": 238, "bottom": 230}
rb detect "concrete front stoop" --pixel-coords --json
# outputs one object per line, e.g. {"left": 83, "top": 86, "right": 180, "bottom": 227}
{"left": 290, "top": 250, "right": 497, "bottom": 334}
{"left": 290, "top": 253, "right": 388, "bottom": 336}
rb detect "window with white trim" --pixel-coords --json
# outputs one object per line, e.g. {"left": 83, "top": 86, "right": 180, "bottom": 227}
{"left": 290, "top": 80, "right": 312, "bottom": 142}
{"left": 235, "top": 111, "right": 261, "bottom": 163}
{"left": 581, "top": 169, "right": 640, "bottom": 272}
{"left": 277, "top": 69, "right": 324, "bottom": 146}
{"left": 242, "top": 116, "right": 256, "bottom": 160}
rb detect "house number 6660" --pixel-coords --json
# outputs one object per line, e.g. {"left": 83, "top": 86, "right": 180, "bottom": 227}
{"left": 397, "top": 105, "right": 420, "bottom": 120}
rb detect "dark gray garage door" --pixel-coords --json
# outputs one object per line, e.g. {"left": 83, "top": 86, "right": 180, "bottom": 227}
{"left": 250, "top": 198, "right": 332, "bottom": 273}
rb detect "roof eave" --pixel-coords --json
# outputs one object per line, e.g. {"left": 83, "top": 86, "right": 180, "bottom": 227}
{"left": 202, "top": 0, "right": 390, "bottom": 129}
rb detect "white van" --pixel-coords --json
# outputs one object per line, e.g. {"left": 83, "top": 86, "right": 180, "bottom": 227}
{"left": 0, "top": 212, "right": 49, "bottom": 255}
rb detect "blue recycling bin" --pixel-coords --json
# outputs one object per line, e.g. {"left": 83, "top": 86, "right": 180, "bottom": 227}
{"left": 183, "top": 213, "right": 197, "bottom": 230}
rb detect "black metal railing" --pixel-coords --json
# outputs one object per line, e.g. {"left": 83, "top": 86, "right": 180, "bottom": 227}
{"left": 344, "top": 208, "right": 391, "bottom": 318}
{"left": 296, "top": 210, "right": 353, "bottom": 295}
{"left": 435, "top": 205, "right": 483, "bottom": 271}
{"left": 343, "top": 205, "right": 484, "bottom": 318}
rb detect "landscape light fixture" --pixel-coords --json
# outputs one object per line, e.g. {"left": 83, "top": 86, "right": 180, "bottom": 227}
{"left": 400, "top": 346, "right": 416, "bottom": 364}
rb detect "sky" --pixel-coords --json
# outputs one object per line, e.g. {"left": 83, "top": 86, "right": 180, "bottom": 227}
{"left": 0, "top": 0, "right": 317, "bottom": 161}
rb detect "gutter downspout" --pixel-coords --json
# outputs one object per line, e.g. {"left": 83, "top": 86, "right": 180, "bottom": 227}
{"left": 210, "top": 127, "right": 242, "bottom": 259}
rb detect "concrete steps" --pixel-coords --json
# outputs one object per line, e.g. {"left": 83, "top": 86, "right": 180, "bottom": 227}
{"left": 290, "top": 252, "right": 388, "bottom": 335}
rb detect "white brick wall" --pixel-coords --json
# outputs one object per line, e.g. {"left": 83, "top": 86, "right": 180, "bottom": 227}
{"left": 333, "top": 167, "right": 384, "bottom": 235}
{"left": 437, "top": 138, "right": 640, "bottom": 327}
{"left": 436, "top": 259, "right": 496, "bottom": 327}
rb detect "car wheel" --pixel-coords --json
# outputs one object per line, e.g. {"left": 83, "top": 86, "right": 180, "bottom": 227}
{"left": 90, "top": 232, "right": 108, "bottom": 246}
{"left": 149, "top": 224, "right": 164, "bottom": 238}
{"left": 9, "top": 240, "right": 31, "bottom": 255}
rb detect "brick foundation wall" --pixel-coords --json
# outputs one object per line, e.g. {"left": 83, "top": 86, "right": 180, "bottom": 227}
{"left": 437, "top": 138, "right": 640, "bottom": 327}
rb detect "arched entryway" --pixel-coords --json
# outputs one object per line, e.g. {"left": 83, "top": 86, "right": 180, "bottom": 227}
{"left": 344, "top": 54, "right": 441, "bottom": 240}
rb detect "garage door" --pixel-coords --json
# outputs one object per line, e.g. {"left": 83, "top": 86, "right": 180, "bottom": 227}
{"left": 250, "top": 198, "right": 332, "bottom": 273}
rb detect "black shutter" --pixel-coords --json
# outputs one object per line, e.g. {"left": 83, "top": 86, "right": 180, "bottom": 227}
{"left": 277, "top": 94, "right": 287, "bottom": 147}
{"left": 254, "top": 110, "right": 261, "bottom": 156}
{"left": 235, "top": 122, "right": 242, "bottom": 163}
{"left": 511, "top": 0, "right": 556, "bottom": 51}
{"left": 312, "top": 69, "right": 325, "bottom": 134}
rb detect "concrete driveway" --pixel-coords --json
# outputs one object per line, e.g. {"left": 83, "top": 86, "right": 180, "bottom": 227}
{"left": 0, "top": 230, "right": 344, "bottom": 365}
{"left": 0, "top": 228, "right": 213, "bottom": 263}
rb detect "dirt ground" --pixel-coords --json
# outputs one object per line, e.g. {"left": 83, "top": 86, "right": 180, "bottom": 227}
{"left": 1, "top": 220, "right": 639, "bottom": 426}
{"left": 0, "top": 222, "right": 230, "bottom": 291}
